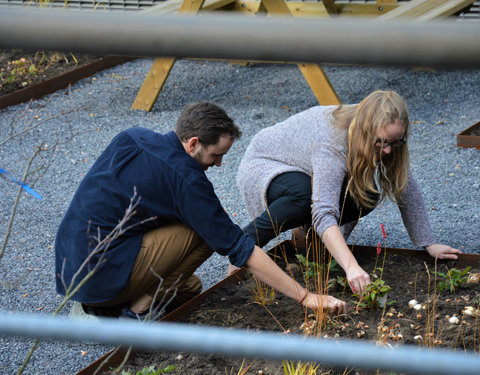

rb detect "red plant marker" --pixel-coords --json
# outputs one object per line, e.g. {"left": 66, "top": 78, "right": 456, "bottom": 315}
{"left": 377, "top": 242, "right": 382, "bottom": 255}
{"left": 381, "top": 224, "right": 387, "bottom": 239}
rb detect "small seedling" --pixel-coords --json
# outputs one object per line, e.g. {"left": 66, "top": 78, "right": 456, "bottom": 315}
{"left": 433, "top": 266, "right": 471, "bottom": 293}
{"left": 328, "top": 275, "right": 346, "bottom": 291}
{"left": 356, "top": 278, "right": 394, "bottom": 309}
{"left": 295, "top": 254, "right": 340, "bottom": 279}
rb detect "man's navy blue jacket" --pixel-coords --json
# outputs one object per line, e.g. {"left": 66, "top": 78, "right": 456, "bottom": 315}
{"left": 55, "top": 128, "right": 255, "bottom": 303}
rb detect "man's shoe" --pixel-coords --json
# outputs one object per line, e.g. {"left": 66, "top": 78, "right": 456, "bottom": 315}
{"left": 119, "top": 306, "right": 165, "bottom": 321}
{"left": 69, "top": 301, "right": 101, "bottom": 323}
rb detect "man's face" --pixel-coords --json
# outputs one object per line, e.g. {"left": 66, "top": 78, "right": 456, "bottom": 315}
{"left": 192, "top": 135, "right": 234, "bottom": 171}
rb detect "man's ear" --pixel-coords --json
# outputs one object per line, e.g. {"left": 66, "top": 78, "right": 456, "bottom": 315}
{"left": 186, "top": 137, "right": 200, "bottom": 154}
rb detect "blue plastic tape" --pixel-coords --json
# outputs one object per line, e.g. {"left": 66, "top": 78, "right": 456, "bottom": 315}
{"left": 0, "top": 168, "right": 43, "bottom": 200}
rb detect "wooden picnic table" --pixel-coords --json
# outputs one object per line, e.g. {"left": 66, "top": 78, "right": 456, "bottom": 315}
{"left": 131, "top": 0, "right": 475, "bottom": 111}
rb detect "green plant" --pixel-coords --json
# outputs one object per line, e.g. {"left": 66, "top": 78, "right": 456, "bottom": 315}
{"left": 434, "top": 266, "right": 471, "bottom": 293}
{"left": 282, "top": 360, "right": 319, "bottom": 375}
{"left": 329, "top": 275, "right": 346, "bottom": 291}
{"left": 295, "top": 254, "right": 340, "bottom": 279}
{"left": 356, "top": 277, "right": 393, "bottom": 309}
{"left": 2, "top": 58, "right": 37, "bottom": 85}
{"left": 1, "top": 51, "right": 78, "bottom": 88}
{"left": 121, "top": 365, "right": 176, "bottom": 375}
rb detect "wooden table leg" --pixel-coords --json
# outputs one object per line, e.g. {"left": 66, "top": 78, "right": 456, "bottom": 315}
{"left": 131, "top": 0, "right": 206, "bottom": 111}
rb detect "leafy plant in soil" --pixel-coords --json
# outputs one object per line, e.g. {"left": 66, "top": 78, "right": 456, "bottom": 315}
{"left": 0, "top": 49, "right": 102, "bottom": 96}
{"left": 355, "top": 277, "right": 393, "bottom": 309}
{"left": 434, "top": 266, "right": 471, "bottom": 293}
{"left": 295, "top": 253, "right": 340, "bottom": 279}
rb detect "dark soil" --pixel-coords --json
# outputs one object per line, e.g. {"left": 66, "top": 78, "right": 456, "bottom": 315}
{"left": 0, "top": 49, "right": 102, "bottom": 96}
{"left": 469, "top": 123, "right": 480, "bottom": 136}
{"left": 114, "top": 246, "right": 480, "bottom": 375}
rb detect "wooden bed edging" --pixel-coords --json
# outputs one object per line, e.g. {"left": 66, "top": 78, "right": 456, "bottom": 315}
{"left": 457, "top": 121, "right": 480, "bottom": 150}
{"left": 77, "top": 241, "right": 480, "bottom": 374}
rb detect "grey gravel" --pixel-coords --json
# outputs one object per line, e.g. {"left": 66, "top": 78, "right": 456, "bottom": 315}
{"left": 0, "top": 58, "right": 479, "bottom": 374}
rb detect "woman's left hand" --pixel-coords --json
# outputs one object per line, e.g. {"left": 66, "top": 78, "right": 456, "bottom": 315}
{"left": 426, "top": 244, "right": 462, "bottom": 260}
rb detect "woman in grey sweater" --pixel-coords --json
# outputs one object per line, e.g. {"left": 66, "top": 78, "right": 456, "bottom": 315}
{"left": 237, "top": 91, "right": 461, "bottom": 295}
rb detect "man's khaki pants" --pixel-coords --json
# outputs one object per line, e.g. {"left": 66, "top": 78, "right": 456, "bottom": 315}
{"left": 89, "top": 223, "right": 213, "bottom": 310}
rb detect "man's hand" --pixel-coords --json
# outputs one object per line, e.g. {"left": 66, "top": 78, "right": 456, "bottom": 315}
{"left": 426, "top": 244, "right": 462, "bottom": 260}
{"left": 346, "top": 264, "right": 371, "bottom": 295}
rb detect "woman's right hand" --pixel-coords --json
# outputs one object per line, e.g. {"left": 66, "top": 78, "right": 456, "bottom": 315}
{"left": 346, "top": 265, "right": 370, "bottom": 295}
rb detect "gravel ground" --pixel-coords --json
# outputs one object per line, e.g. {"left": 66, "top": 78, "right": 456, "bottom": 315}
{"left": 0, "top": 58, "right": 479, "bottom": 374}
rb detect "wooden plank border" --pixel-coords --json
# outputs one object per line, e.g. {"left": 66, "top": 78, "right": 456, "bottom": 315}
{"left": 457, "top": 121, "right": 480, "bottom": 150}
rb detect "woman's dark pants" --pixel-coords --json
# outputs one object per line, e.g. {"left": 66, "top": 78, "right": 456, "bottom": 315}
{"left": 243, "top": 172, "right": 311, "bottom": 247}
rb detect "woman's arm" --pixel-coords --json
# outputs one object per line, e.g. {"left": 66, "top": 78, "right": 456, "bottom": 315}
{"left": 398, "top": 172, "right": 462, "bottom": 259}
{"left": 322, "top": 225, "right": 370, "bottom": 294}
{"left": 245, "top": 245, "right": 346, "bottom": 313}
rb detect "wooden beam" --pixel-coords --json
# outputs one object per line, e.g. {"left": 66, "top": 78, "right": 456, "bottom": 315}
{"left": 131, "top": 0, "right": 206, "bottom": 111}
{"left": 202, "top": 0, "right": 237, "bottom": 11}
{"left": 229, "top": 2, "right": 398, "bottom": 17}
{"left": 259, "top": 0, "right": 290, "bottom": 14}
{"left": 377, "top": 0, "right": 448, "bottom": 20}
{"left": 298, "top": 63, "right": 341, "bottom": 105}
{"left": 258, "top": 0, "right": 341, "bottom": 105}
{"left": 414, "top": 0, "right": 475, "bottom": 21}
{"left": 376, "top": 0, "right": 397, "bottom": 4}
{"left": 130, "top": 57, "right": 176, "bottom": 111}
{"left": 321, "top": 0, "right": 338, "bottom": 15}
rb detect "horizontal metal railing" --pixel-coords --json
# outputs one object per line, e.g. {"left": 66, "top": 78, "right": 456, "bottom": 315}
{"left": 0, "top": 8, "right": 480, "bottom": 67}
{"left": 2, "top": 312, "right": 480, "bottom": 375}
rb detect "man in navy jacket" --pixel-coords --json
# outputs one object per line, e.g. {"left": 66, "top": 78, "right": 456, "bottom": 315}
{"left": 55, "top": 102, "right": 345, "bottom": 319}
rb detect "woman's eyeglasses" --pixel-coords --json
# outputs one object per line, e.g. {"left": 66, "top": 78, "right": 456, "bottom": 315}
{"left": 374, "top": 135, "right": 406, "bottom": 149}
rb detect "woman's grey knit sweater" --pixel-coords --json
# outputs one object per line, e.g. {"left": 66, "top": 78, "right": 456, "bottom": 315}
{"left": 236, "top": 105, "right": 436, "bottom": 248}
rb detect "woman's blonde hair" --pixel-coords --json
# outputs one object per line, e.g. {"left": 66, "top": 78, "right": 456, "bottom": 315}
{"left": 332, "top": 90, "right": 410, "bottom": 209}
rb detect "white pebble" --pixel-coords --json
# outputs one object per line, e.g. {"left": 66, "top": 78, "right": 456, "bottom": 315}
{"left": 408, "top": 299, "right": 418, "bottom": 308}
{"left": 449, "top": 316, "right": 459, "bottom": 324}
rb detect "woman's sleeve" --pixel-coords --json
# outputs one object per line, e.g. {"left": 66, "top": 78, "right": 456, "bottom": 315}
{"left": 397, "top": 170, "right": 436, "bottom": 248}
{"left": 311, "top": 142, "right": 347, "bottom": 238}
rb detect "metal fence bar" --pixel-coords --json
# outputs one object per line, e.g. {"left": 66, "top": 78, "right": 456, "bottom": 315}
{"left": 0, "top": 8, "right": 480, "bottom": 67}
{"left": 1, "top": 313, "right": 480, "bottom": 375}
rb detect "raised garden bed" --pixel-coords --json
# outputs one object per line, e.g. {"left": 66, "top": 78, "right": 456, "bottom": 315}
{"left": 80, "top": 242, "right": 480, "bottom": 375}
{"left": 457, "top": 120, "right": 480, "bottom": 150}
{"left": 0, "top": 49, "right": 133, "bottom": 109}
